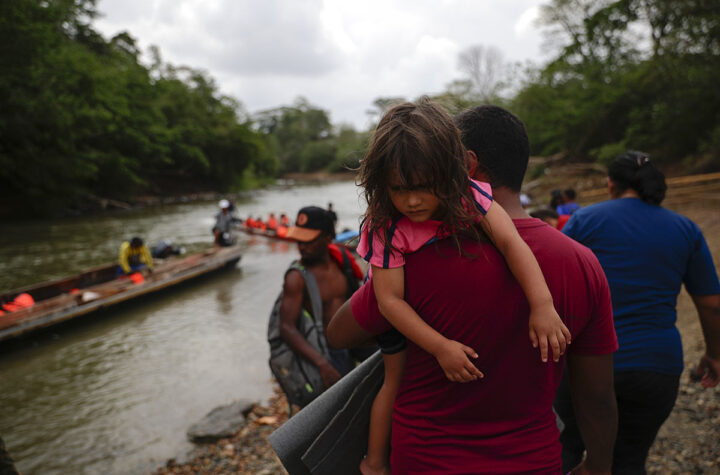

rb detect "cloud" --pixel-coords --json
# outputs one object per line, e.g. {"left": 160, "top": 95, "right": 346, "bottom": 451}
{"left": 94, "top": 0, "right": 547, "bottom": 128}
{"left": 515, "top": 5, "right": 541, "bottom": 39}
{"left": 97, "top": 0, "right": 343, "bottom": 76}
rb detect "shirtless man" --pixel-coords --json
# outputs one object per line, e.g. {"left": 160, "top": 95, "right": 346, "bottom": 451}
{"left": 280, "top": 206, "right": 357, "bottom": 389}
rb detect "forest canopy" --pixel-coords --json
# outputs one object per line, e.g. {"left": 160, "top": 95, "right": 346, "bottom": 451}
{"left": 1, "top": 0, "right": 718, "bottom": 217}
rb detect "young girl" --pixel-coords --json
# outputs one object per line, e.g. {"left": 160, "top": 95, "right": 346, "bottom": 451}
{"left": 356, "top": 99, "right": 571, "bottom": 475}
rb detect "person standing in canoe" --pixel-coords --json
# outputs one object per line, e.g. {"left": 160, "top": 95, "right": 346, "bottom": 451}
{"left": 213, "top": 199, "right": 237, "bottom": 246}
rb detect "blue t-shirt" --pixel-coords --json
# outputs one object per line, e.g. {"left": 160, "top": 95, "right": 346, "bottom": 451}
{"left": 563, "top": 198, "right": 720, "bottom": 375}
{"left": 556, "top": 202, "right": 580, "bottom": 215}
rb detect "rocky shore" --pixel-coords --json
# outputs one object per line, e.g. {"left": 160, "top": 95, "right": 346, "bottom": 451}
{"left": 155, "top": 386, "right": 289, "bottom": 475}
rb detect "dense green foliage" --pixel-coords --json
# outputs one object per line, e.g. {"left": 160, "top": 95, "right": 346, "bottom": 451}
{"left": 253, "top": 98, "right": 368, "bottom": 174}
{"left": 510, "top": 0, "right": 720, "bottom": 166}
{"left": 2, "top": 0, "right": 716, "bottom": 216}
{"left": 0, "top": 0, "right": 274, "bottom": 216}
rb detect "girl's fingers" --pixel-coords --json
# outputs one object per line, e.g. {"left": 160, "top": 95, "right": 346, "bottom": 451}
{"left": 549, "top": 335, "right": 561, "bottom": 362}
{"left": 464, "top": 360, "right": 481, "bottom": 377}
{"left": 457, "top": 368, "right": 474, "bottom": 382}
{"left": 529, "top": 329, "right": 539, "bottom": 349}
{"left": 563, "top": 326, "right": 572, "bottom": 344}
{"left": 538, "top": 337, "right": 549, "bottom": 362}
{"left": 462, "top": 345, "right": 479, "bottom": 359}
{"left": 469, "top": 365, "right": 483, "bottom": 377}
{"left": 558, "top": 331, "right": 567, "bottom": 355}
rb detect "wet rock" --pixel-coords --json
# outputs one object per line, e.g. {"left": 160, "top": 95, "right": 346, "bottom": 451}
{"left": 187, "top": 399, "right": 256, "bottom": 443}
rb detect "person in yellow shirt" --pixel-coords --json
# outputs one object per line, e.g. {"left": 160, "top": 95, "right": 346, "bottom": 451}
{"left": 118, "top": 237, "right": 154, "bottom": 275}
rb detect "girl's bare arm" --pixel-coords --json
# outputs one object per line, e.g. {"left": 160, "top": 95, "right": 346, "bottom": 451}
{"left": 481, "top": 202, "right": 571, "bottom": 362}
{"left": 372, "top": 265, "right": 482, "bottom": 382}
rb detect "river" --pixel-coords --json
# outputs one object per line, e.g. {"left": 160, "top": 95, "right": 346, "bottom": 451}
{"left": 0, "top": 180, "right": 364, "bottom": 475}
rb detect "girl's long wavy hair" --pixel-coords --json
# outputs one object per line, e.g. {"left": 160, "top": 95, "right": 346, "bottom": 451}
{"left": 357, "top": 98, "right": 486, "bottom": 255}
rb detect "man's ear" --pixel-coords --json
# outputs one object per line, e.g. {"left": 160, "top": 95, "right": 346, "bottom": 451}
{"left": 607, "top": 177, "right": 617, "bottom": 198}
{"left": 466, "top": 150, "right": 490, "bottom": 182}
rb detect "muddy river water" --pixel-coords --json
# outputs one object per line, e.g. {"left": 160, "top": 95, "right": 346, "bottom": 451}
{"left": 0, "top": 180, "right": 363, "bottom": 474}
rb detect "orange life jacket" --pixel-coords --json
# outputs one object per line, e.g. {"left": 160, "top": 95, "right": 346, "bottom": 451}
{"left": 2, "top": 292, "right": 35, "bottom": 313}
{"left": 327, "top": 244, "right": 364, "bottom": 280}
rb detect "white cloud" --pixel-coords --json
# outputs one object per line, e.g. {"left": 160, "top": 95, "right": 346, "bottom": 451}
{"left": 94, "top": 0, "right": 549, "bottom": 128}
{"left": 515, "top": 5, "right": 541, "bottom": 39}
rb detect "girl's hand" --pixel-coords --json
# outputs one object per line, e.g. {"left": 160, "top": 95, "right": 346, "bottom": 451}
{"left": 529, "top": 304, "right": 571, "bottom": 363}
{"left": 433, "top": 339, "right": 484, "bottom": 382}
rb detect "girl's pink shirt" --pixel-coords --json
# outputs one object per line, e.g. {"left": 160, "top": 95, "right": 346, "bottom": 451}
{"left": 358, "top": 179, "right": 493, "bottom": 269}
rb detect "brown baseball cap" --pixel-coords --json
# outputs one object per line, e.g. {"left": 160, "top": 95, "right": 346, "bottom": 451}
{"left": 285, "top": 206, "right": 336, "bottom": 242}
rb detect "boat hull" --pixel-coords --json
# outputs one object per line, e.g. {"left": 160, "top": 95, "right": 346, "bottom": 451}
{"left": 0, "top": 246, "right": 242, "bottom": 343}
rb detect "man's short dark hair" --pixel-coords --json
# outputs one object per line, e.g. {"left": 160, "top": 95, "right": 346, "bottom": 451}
{"left": 454, "top": 105, "right": 530, "bottom": 192}
{"left": 130, "top": 237, "right": 143, "bottom": 247}
{"left": 563, "top": 188, "right": 577, "bottom": 200}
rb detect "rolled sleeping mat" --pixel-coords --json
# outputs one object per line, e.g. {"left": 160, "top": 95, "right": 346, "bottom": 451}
{"left": 269, "top": 351, "right": 383, "bottom": 475}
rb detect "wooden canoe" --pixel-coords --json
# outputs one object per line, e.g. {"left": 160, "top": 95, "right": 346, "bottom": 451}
{"left": 239, "top": 226, "right": 296, "bottom": 242}
{"left": 0, "top": 245, "right": 243, "bottom": 343}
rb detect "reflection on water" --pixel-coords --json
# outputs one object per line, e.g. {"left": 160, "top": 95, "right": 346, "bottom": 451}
{"left": 0, "top": 180, "right": 364, "bottom": 474}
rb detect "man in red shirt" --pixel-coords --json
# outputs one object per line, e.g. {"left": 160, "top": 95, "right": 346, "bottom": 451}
{"left": 328, "top": 105, "right": 618, "bottom": 474}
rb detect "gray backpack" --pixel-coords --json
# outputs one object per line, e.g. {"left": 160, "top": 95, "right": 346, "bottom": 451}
{"left": 268, "top": 261, "right": 332, "bottom": 408}
{"left": 268, "top": 250, "right": 359, "bottom": 408}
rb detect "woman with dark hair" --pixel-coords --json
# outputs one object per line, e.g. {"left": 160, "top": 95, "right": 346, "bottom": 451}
{"left": 556, "top": 151, "right": 720, "bottom": 474}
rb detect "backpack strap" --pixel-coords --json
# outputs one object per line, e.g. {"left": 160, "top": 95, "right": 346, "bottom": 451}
{"left": 338, "top": 247, "right": 360, "bottom": 298}
{"left": 286, "top": 261, "right": 323, "bottom": 325}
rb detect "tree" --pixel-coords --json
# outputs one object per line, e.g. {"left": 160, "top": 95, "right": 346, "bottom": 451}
{"left": 253, "top": 98, "right": 334, "bottom": 174}
{"left": 365, "top": 96, "right": 406, "bottom": 125}
{"left": 457, "top": 45, "right": 507, "bottom": 103}
{"left": 512, "top": 0, "right": 720, "bottom": 164}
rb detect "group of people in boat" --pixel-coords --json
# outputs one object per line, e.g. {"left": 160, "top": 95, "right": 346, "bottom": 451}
{"left": 243, "top": 212, "right": 291, "bottom": 235}
{"left": 212, "top": 197, "right": 339, "bottom": 245}
{"left": 270, "top": 100, "right": 720, "bottom": 475}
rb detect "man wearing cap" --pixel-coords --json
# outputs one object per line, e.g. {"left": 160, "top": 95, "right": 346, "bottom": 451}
{"left": 213, "top": 199, "right": 236, "bottom": 247}
{"left": 279, "top": 206, "right": 359, "bottom": 390}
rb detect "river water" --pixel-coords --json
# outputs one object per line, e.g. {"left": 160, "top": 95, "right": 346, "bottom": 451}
{"left": 0, "top": 180, "right": 364, "bottom": 475}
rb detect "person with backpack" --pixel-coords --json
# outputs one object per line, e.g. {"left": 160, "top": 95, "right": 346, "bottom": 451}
{"left": 268, "top": 206, "right": 364, "bottom": 409}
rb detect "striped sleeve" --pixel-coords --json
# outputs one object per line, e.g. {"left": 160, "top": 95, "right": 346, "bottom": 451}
{"left": 358, "top": 218, "right": 407, "bottom": 269}
{"left": 468, "top": 179, "right": 493, "bottom": 218}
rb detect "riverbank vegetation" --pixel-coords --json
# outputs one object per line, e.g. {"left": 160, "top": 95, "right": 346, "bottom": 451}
{"left": 1, "top": 0, "right": 718, "bottom": 217}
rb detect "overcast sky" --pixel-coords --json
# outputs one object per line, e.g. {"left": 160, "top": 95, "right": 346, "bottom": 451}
{"left": 94, "top": 0, "right": 550, "bottom": 129}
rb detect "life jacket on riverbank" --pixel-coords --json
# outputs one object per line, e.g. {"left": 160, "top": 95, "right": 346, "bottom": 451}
{"left": 1, "top": 293, "right": 35, "bottom": 313}
{"left": 267, "top": 244, "right": 361, "bottom": 408}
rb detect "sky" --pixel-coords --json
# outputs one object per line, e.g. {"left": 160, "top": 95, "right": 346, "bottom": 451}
{"left": 94, "top": 0, "right": 551, "bottom": 129}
